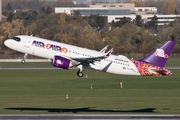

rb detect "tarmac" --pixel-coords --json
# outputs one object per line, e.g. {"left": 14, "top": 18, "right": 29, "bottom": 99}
{"left": 0, "top": 114, "right": 180, "bottom": 120}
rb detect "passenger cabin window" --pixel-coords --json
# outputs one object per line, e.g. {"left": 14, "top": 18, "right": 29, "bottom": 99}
{"left": 12, "top": 37, "right": 21, "bottom": 42}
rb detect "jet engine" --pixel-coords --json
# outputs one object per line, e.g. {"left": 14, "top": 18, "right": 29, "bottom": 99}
{"left": 52, "top": 56, "right": 73, "bottom": 69}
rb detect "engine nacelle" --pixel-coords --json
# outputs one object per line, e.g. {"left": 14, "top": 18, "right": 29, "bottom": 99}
{"left": 52, "top": 56, "right": 73, "bottom": 69}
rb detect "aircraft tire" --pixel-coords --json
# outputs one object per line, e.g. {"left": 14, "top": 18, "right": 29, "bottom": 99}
{"left": 77, "top": 71, "right": 83, "bottom": 77}
{"left": 21, "top": 59, "right": 25, "bottom": 64}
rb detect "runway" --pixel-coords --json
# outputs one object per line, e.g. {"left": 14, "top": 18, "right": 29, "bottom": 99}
{"left": 0, "top": 114, "right": 180, "bottom": 120}
{"left": 0, "top": 66, "right": 180, "bottom": 70}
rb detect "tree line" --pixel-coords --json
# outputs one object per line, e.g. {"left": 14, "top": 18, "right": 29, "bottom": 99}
{"left": 2, "top": 0, "right": 75, "bottom": 10}
{"left": 1, "top": 0, "right": 180, "bottom": 55}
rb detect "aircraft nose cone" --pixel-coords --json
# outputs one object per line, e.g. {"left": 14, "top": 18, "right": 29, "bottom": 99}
{"left": 4, "top": 40, "right": 8, "bottom": 46}
{"left": 4, "top": 39, "right": 11, "bottom": 48}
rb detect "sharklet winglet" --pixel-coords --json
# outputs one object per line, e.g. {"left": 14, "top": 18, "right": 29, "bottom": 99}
{"left": 100, "top": 45, "right": 109, "bottom": 53}
{"left": 106, "top": 47, "right": 115, "bottom": 57}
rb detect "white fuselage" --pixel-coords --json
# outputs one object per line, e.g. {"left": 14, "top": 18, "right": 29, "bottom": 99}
{"left": 4, "top": 35, "right": 141, "bottom": 76}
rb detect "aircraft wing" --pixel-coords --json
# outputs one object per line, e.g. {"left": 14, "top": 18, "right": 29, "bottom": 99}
{"left": 71, "top": 47, "right": 115, "bottom": 64}
{"left": 71, "top": 55, "right": 107, "bottom": 63}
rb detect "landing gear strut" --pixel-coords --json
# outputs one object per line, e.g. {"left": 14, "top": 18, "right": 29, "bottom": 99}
{"left": 77, "top": 64, "right": 83, "bottom": 77}
{"left": 21, "top": 53, "right": 28, "bottom": 64}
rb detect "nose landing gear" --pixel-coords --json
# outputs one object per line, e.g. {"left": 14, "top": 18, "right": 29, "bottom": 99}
{"left": 21, "top": 59, "right": 26, "bottom": 64}
{"left": 21, "top": 53, "right": 28, "bottom": 64}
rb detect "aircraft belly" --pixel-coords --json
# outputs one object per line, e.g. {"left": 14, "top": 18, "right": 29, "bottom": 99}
{"left": 107, "top": 65, "right": 140, "bottom": 76}
{"left": 98, "top": 61, "right": 141, "bottom": 76}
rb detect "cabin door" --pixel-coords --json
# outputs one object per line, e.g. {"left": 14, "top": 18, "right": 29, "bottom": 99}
{"left": 24, "top": 37, "right": 32, "bottom": 48}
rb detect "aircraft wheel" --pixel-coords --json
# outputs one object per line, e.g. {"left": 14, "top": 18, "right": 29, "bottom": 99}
{"left": 77, "top": 71, "right": 83, "bottom": 77}
{"left": 21, "top": 59, "right": 25, "bottom": 64}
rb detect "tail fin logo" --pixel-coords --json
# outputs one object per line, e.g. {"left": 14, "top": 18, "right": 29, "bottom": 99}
{"left": 154, "top": 49, "right": 169, "bottom": 58}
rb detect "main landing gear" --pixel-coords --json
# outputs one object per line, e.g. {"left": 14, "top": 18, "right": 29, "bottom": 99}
{"left": 77, "top": 64, "right": 83, "bottom": 77}
{"left": 21, "top": 53, "right": 28, "bottom": 64}
{"left": 77, "top": 69, "right": 83, "bottom": 77}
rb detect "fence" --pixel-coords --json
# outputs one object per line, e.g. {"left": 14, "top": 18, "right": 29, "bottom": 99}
{"left": 0, "top": 54, "right": 44, "bottom": 59}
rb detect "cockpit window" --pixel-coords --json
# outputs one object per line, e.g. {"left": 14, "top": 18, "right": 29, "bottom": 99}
{"left": 12, "top": 37, "right": 21, "bottom": 42}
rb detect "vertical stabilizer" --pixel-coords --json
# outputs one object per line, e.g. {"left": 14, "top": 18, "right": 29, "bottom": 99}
{"left": 139, "top": 40, "right": 176, "bottom": 68}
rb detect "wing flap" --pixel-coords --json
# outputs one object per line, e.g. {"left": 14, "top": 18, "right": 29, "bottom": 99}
{"left": 72, "top": 55, "right": 107, "bottom": 63}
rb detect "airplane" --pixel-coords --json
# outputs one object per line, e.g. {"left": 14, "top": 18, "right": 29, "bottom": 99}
{"left": 4, "top": 35, "right": 176, "bottom": 77}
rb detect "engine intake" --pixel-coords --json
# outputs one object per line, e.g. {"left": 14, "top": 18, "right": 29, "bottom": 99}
{"left": 52, "top": 56, "right": 72, "bottom": 69}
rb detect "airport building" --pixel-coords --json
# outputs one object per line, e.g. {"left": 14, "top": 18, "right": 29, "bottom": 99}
{"left": 55, "top": 3, "right": 180, "bottom": 26}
